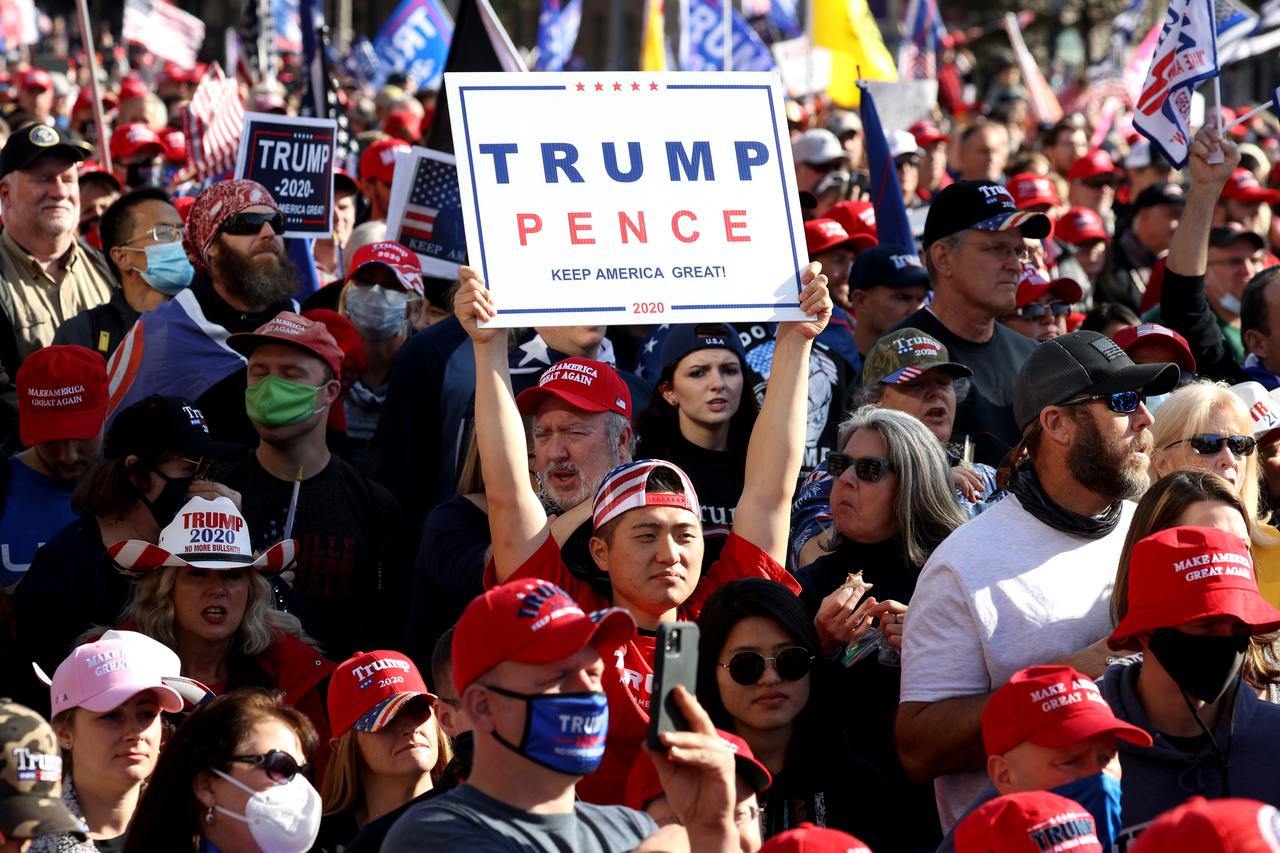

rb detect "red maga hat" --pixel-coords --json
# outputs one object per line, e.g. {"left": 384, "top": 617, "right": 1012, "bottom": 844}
{"left": 1110, "top": 526, "right": 1280, "bottom": 650}
{"left": 759, "top": 824, "right": 871, "bottom": 853}
{"left": 1221, "top": 168, "right": 1280, "bottom": 204}
{"left": 955, "top": 791, "right": 1102, "bottom": 853}
{"left": 17, "top": 345, "right": 108, "bottom": 447}
{"left": 451, "top": 578, "right": 635, "bottom": 694}
{"left": 327, "top": 650, "right": 436, "bottom": 735}
{"left": 1014, "top": 264, "right": 1083, "bottom": 308}
{"left": 515, "top": 357, "right": 632, "bottom": 419}
{"left": 359, "top": 137, "right": 410, "bottom": 184}
{"left": 1129, "top": 797, "right": 1280, "bottom": 853}
{"left": 227, "top": 311, "right": 345, "bottom": 378}
{"left": 1007, "top": 173, "right": 1061, "bottom": 210}
{"left": 1054, "top": 207, "right": 1111, "bottom": 245}
{"left": 1066, "top": 148, "right": 1120, "bottom": 183}
{"left": 345, "top": 241, "right": 424, "bottom": 296}
{"left": 909, "top": 119, "right": 949, "bottom": 147}
{"left": 981, "top": 665, "right": 1151, "bottom": 757}
{"left": 1110, "top": 323, "right": 1196, "bottom": 372}
{"left": 109, "top": 123, "right": 164, "bottom": 162}
{"left": 825, "top": 200, "right": 879, "bottom": 251}
{"left": 804, "top": 218, "right": 860, "bottom": 257}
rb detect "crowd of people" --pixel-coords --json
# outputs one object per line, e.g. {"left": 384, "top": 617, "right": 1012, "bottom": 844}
{"left": 1, "top": 21, "right": 1280, "bottom": 853}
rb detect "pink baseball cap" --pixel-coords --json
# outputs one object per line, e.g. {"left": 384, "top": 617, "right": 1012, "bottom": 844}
{"left": 48, "top": 634, "right": 186, "bottom": 718}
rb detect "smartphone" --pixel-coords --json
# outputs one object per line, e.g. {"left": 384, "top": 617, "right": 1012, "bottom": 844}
{"left": 648, "top": 621, "right": 700, "bottom": 750}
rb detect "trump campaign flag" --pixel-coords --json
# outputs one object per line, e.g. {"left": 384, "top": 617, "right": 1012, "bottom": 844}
{"left": 534, "top": 0, "right": 583, "bottom": 71}
{"left": 372, "top": 0, "right": 453, "bottom": 91}
{"left": 1134, "top": 0, "right": 1219, "bottom": 168}
{"left": 859, "top": 82, "right": 915, "bottom": 256}
{"left": 682, "top": 0, "right": 776, "bottom": 72}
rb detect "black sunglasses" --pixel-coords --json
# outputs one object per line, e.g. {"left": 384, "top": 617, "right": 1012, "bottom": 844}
{"left": 229, "top": 750, "right": 313, "bottom": 783}
{"left": 827, "top": 453, "right": 895, "bottom": 482}
{"left": 1060, "top": 390, "right": 1144, "bottom": 415}
{"left": 220, "top": 211, "right": 286, "bottom": 236}
{"left": 1082, "top": 176, "right": 1117, "bottom": 189}
{"left": 1163, "top": 433, "right": 1257, "bottom": 457}
{"left": 1014, "top": 301, "right": 1071, "bottom": 320}
{"left": 720, "top": 647, "right": 815, "bottom": 685}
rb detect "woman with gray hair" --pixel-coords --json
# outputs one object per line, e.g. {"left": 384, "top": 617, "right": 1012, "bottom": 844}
{"left": 795, "top": 404, "right": 966, "bottom": 842}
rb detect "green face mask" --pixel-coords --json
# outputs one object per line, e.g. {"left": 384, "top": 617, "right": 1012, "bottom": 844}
{"left": 245, "top": 375, "right": 325, "bottom": 427}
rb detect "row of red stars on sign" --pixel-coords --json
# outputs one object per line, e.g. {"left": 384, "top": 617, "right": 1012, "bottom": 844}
{"left": 575, "top": 81, "right": 661, "bottom": 92}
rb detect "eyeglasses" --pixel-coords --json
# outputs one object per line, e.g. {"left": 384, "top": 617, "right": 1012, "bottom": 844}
{"left": 229, "top": 750, "right": 313, "bottom": 783}
{"left": 1013, "top": 301, "right": 1071, "bottom": 320}
{"left": 1059, "top": 390, "right": 1144, "bottom": 415}
{"left": 965, "top": 240, "right": 1037, "bottom": 263}
{"left": 1082, "top": 176, "right": 1117, "bottom": 189}
{"left": 122, "top": 223, "right": 184, "bottom": 245}
{"left": 719, "top": 648, "right": 815, "bottom": 685}
{"left": 827, "top": 453, "right": 895, "bottom": 482}
{"left": 219, "top": 211, "right": 286, "bottom": 236}
{"left": 1163, "top": 433, "right": 1257, "bottom": 457}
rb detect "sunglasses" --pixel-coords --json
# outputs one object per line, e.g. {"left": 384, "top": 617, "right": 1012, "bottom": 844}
{"left": 1014, "top": 301, "right": 1071, "bottom": 320}
{"left": 220, "top": 211, "right": 286, "bottom": 236}
{"left": 1059, "top": 390, "right": 1144, "bottom": 415}
{"left": 1082, "top": 176, "right": 1117, "bottom": 189}
{"left": 1163, "top": 433, "right": 1257, "bottom": 457}
{"left": 229, "top": 750, "right": 313, "bottom": 783}
{"left": 720, "top": 647, "right": 815, "bottom": 685}
{"left": 827, "top": 453, "right": 895, "bottom": 482}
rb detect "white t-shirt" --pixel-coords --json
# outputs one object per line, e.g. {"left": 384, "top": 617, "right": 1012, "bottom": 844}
{"left": 899, "top": 494, "right": 1135, "bottom": 830}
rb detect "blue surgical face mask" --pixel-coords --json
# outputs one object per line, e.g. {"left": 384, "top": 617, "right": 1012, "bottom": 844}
{"left": 1220, "top": 292, "right": 1243, "bottom": 316}
{"left": 1050, "top": 772, "right": 1123, "bottom": 850}
{"left": 484, "top": 685, "right": 609, "bottom": 776}
{"left": 124, "top": 240, "right": 195, "bottom": 295}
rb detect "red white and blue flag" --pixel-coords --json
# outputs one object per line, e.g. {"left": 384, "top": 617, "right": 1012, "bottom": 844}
{"left": 899, "top": 0, "right": 945, "bottom": 79}
{"left": 1134, "top": 0, "right": 1219, "bottom": 169}
{"left": 106, "top": 289, "right": 256, "bottom": 420}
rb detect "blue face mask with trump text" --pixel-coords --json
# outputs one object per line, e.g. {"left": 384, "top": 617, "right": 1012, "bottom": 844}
{"left": 483, "top": 685, "right": 609, "bottom": 776}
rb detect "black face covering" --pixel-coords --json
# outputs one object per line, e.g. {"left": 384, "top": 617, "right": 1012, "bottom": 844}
{"left": 1147, "top": 628, "right": 1248, "bottom": 704}
{"left": 143, "top": 470, "right": 193, "bottom": 527}
{"left": 126, "top": 162, "right": 165, "bottom": 188}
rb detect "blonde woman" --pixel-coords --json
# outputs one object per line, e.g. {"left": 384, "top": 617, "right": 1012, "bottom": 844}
{"left": 314, "top": 651, "right": 453, "bottom": 852}
{"left": 109, "top": 495, "right": 335, "bottom": 775}
{"left": 1149, "top": 381, "right": 1280, "bottom": 603}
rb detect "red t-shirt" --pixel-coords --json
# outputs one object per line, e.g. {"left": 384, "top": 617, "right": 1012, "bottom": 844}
{"left": 489, "top": 530, "right": 800, "bottom": 804}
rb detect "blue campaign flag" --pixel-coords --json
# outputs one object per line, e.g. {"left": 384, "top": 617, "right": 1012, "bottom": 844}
{"left": 344, "top": 37, "right": 386, "bottom": 86}
{"left": 682, "top": 0, "right": 776, "bottom": 72}
{"left": 373, "top": 0, "right": 454, "bottom": 90}
{"left": 534, "top": 0, "right": 583, "bottom": 71}
{"left": 858, "top": 82, "right": 916, "bottom": 257}
{"left": 769, "top": 0, "right": 803, "bottom": 39}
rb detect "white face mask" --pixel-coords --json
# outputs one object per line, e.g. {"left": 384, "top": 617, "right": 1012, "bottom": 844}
{"left": 1220, "top": 292, "right": 1243, "bottom": 316}
{"left": 212, "top": 768, "right": 321, "bottom": 853}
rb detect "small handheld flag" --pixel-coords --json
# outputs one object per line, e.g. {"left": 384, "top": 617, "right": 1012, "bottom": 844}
{"left": 1133, "top": 0, "right": 1220, "bottom": 169}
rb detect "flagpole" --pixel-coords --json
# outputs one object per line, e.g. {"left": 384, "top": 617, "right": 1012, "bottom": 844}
{"left": 723, "top": 0, "right": 733, "bottom": 70}
{"left": 75, "top": 0, "right": 111, "bottom": 173}
{"left": 1208, "top": 57, "right": 1225, "bottom": 164}
{"left": 1224, "top": 97, "right": 1275, "bottom": 132}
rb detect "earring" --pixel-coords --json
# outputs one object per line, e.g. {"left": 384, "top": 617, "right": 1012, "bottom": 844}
{"left": 206, "top": 804, "right": 215, "bottom": 825}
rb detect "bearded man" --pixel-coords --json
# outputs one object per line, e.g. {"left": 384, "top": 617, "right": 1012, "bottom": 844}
{"left": 892, "top": 330, "right": 1180, "bottom": 832}
{"left": 105, "top": 180, "right": 299, "bottom": 444}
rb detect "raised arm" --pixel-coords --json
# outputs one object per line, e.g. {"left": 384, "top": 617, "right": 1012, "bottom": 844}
{"left": 1167, "top": 126, "right": 1239, "bottom": 278}
{"left": 730, "top": 263, "right": 832, "bottom": 564}
{"left": 454, "top": 267, "right": 552, "bottom": 580}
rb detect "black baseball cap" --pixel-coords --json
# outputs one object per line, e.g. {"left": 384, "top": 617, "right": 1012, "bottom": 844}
{"left": 0, "top": 123, "right": 89, "bottom": 178}
{"left": 851, "top": 244, "right": 930, "bottom": 291}
{"left": 1012, "top": 331, "right": 1179, "bottom": 430}
{"left": 660, "top": 323, "right": 747, "bottom": 375}
{"left": 1133, "top": 182, "right": 1185, "bottom": 211}
{"left": 922, "top": 180, "right": 1051, "bottom": 249}
{"left": 105, "top": 395, "right": 244, "bottom": 460}
{"left": 1209, "top": 223, "right": 1266, "bottom": 251}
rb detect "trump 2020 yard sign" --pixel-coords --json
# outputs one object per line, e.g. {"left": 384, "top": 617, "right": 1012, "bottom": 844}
{"left": 445, "top": 72, "right": 810, "bottom": 327}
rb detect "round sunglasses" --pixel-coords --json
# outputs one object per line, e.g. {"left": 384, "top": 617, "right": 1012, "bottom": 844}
{"left": 1162, "top": 433, "right": 1257, "bottom": 458}
{"left": 219, "top": 211, "right": 286, "bottom": 237}
{"left": 827, "top": 453, "right": 894, "bottom": 483}
{"left": 229, "top": 749, "right": 313, "bottom": 783}
{"left": 719, "top": 647, "right": 815, "bottom": 685}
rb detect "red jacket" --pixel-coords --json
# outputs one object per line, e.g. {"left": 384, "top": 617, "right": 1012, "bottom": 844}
{"left": 252, "top": 630, "right": 336, "bottom": 778}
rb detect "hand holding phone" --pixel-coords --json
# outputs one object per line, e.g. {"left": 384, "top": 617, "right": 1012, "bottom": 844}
{"left": 647, "top": 621, "right": 699, "bottom": 750}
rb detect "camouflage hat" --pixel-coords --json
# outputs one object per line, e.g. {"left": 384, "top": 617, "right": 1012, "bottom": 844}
{"left": 862, "top": 328, "right": 973, "bottom": 387}
{"left": 0, "top": 701, "right": 84, "bottom": 840}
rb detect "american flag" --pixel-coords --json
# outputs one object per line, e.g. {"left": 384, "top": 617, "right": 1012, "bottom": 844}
{"left": 236, "top": 0, "right": 273, "bottom": 87}
{"left": 399, "top": 157, "right": 459, "bottom": 247}
{"left": 898, "top": 0, "right": 945, "bottom": 79}
{"left": 298, "top": 1, "right": 356, "bottom": 174}
{"left": 123, "top": 0, "right": 205, "bottom": 69}
{"left": 184, "top": 63, "right": 244, "bottom": 183}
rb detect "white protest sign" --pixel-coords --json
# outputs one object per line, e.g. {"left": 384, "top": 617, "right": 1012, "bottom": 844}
{"left": 235, "top": 112, "right": 338, "bottom": 239}
{"left": 445, "top": 71, "right": 809, "bottom": 327}
{"left": 861, "top": 80, "right": 938, "bottom": 134}
{"left": 771, "top": 38, "right": 832, "bottom": 98}
{"left": 385, "top": 147, "right": 467, "bottom": 278}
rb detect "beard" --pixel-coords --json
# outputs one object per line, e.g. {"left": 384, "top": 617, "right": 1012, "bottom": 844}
{"left": 210, "top": 236, "right": 299, "bottom": 307}
{"left": 1067, "top": 410, "right": 1153, "bottom": 501}
{"left": 538, "top": 446, "right": 625, "bottom": 512}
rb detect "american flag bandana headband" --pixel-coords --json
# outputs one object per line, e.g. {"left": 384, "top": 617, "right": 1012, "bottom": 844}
{"left": 592, "top": 460, "right": 701, "bottom": 531}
